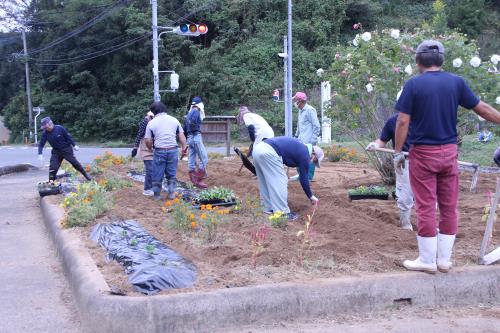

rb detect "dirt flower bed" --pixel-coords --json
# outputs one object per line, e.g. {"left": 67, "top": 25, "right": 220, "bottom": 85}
{"left": 58, "top": 158, "right": 498, "bottom": 296}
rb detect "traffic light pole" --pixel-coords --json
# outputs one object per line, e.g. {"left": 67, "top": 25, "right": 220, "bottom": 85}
{"left": 283, "top": 36, "right": 289, "bottom": 134}
{"left": 151, "top": 0, "right": 161, "bottom": 102}
{"left": 22, "top": 29, "right": 34, "bottom": 141}
{"left": 285, "top": 0, "right": 293, "bottom": 137}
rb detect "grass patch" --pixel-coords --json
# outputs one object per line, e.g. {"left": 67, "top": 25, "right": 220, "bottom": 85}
{"left": 459, "top": 135, "right": 499, "bottom": 166}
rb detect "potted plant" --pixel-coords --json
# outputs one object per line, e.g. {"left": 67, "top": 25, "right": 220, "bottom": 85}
{"left": 38, "top": 180, "right": 62, "bottom": 197}
{"left": 348, "top": 185, "right": 389, "bottom": 201}
{"left": 196, "top": 186, "right": 237, "bottom": 207}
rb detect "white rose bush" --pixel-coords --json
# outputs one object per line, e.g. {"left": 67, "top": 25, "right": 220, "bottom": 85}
{"left": 327, "top": 27, "right": 499, "bottom": 184}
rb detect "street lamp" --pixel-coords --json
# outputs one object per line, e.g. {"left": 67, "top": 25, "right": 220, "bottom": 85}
{"left": 33, "top": 106, "right": 45, "bottom": 144}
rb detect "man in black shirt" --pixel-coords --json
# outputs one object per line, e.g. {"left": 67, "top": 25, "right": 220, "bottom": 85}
{"left": 38, "top": 117, "right": 91, "bottom": 181}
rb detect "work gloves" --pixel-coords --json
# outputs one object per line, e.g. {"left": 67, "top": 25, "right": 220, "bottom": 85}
{"left": 365, "top": 141, "right": 380, "bottom": 151}
{"left": 393, "top": 152, "right": 406, "bottom": 175}
{"left": 131, "top": 148, "right": 138, "bottom": 158}
{"left": 310, "top": 195, "right": 319, "bottom": 205}
{"left": 73, "top": 145, "right": 80, "bottom": 151}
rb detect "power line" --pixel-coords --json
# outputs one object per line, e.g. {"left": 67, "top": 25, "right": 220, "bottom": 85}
{"left": 34, "top": 33, "right": 149, "bottom": 63}
{"left": 24, "top": 0, "right": 128, "bottom": 56}
{"left": 34, "top": 33, "right": 149, "bottom": 66}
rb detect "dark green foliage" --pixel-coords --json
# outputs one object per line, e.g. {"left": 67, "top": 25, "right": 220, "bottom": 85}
{"left": 0, "top": 0, "right": 497, "bottom": 142}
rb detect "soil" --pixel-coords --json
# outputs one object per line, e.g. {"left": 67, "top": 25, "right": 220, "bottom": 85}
{"left": 68, "top": 158, "right": 499, "bottom": 296}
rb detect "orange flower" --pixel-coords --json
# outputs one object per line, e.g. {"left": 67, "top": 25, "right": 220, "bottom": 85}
{"left": 165, "top": 201, "right": 172, "bottom": 207}
{"left": 173, "top": 198, "right": 180, "bottom": 204}
{"left": 206, "top": 204, "right": 213, "bottom": 211}
{"left": 191, "top": 221, "right": 197, "bottom": 229}
{"left": 200, "top": 213, "right": 207, "bottom": 219}
{"left": 200, "top": 205, "right": 206, "bottom": 210}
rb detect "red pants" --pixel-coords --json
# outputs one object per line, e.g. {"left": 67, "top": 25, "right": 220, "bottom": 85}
{"left": 409, "top": 144, "right": 459, "bottom": 237}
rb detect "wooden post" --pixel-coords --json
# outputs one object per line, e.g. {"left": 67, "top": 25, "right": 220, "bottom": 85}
{"left": 226, "top": 118, "right": 231, "bottom": 157}
{"left": 479, "top": 178, "right": 500, "bottom": 263}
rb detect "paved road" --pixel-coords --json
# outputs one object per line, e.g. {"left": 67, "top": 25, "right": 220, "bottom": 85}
{"left": 0, "top": 145, "right": 230, "bottom": 168}
{"left": 0, "top": 169, "right": 81, "bottom": 332}
{"left": 230, "top": 304, "right": 500, "bottom": 333}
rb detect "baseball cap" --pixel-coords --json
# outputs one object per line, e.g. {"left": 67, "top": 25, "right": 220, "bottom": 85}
{"left": 191, "top": 96, "right": 202, "bottom": 105}
{"left": 416, "top": 40, "right": 444, "bottom": 54}
{"left": 40, "top": 117, "right": 52, "bottom": 129}
{"left": 292, "top": 92, "right": 307, "bottom": 102}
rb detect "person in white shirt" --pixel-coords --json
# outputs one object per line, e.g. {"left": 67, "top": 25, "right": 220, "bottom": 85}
{"left": 145, "top": 102, "right": 187, "bottom": 200}
{"left": 236, "top": 106, "right": 274, "bottom": 155}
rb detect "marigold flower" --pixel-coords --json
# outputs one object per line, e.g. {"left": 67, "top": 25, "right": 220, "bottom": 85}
{"left": 165, "top": 201, "right": 172, "bottom": 207}
{"left": 200, "top": 205, "right": 206, "bottom": 210}
{"left": 173, "top": 198, "right": 180, "bottom": 204}
{"left": 189, "top": 213, "right": 195, "bottom": 220}
{"left": 206, "top": 204, "right": 213, "bottom": 210}
{"left": 191, "top": 221, "right": 197, "bottom": 229}
{"left": 200, "top": 213, "right": 207, "bottom": 219}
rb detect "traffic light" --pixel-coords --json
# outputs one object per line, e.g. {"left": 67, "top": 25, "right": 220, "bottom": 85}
{"left": 173, "top": 23, "right": 208, "bottom": 37}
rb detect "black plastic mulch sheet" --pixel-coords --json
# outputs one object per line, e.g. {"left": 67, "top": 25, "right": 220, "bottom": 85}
{"left": 90, "top": 220, "right": 197, "bottom": 295}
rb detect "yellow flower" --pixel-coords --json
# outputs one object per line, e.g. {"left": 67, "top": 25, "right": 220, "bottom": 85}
{"left": 200, "top": 205, "right": 206, "bottom": 210}
{"left": 200, "top": 213, "right": 207, "bottom": 219}
{"left": 206, "top": 204, "right": 213, "bottom": 211}
{"left": 165, "top": 201, "right": 172, "bottom": 207}
{"left": 189, "top": 213, "right": 195, "bottom": 220}
{"left": 173, "top": 198, "right": 180, "bottom": 204}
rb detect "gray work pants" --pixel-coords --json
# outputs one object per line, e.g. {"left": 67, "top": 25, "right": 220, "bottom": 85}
{"left": 253, "top": 142, "right": 290, "bottom": 214}
{"left": 396, "top": 159, "right": 414, "bottom": 213}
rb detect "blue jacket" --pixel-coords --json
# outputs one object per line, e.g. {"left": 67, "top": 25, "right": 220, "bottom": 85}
{"left": 38, "top": 125, "right": 76, "bottom": 154}
{"left": 184, "top": 108, "right": 202, "bottom": 136}
{"left": 265, "top": 136, "right": 313, "bottom": 199}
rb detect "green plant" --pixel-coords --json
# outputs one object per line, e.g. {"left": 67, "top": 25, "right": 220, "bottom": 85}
{"left": 98, "top": 177, "right": 132, "bottom": 192}
{"left": 130, "top": 238, "right": 138, "bottom": 247}
{"left": 348, "top": 185, "right": 388, "bottom": 196}
{"left": 168, "top": 198, "right": 194, "bottom": 232}
{"left": 198, "top": 187, "right": 236, "bottom": 203}
{"left": 61, "top": 181, "right": 110, "bottom": 228}
{"left": 269, "top": 211, "right": 288, "bottom": 229}
{"left": 145, "top": 244, "right": 156, "bottom": 255}
{"left": 327, "top": 27, "right": 499, "bottom": 184}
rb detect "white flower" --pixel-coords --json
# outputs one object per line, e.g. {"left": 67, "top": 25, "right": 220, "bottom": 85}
{"left": 390, "top": 29, "right": 400, "bottom": 39}
{"left": 452, "top": 58, "right": 462, "bottom": 68}
{"left": 496, "top": 96, "right": 500, "bottom": 105}
{"left": 361, "top": 32, "right": 372, "bottom": 42}
{"left": 316, "top": 68, "right": 324, "bottom": 77}
{"left": 491, "top": 54, "right": 500, "bottom": 65}
{"left": 404, "top": 64, "right": 412, "bottom": 75}
{"left": 366, "top": 83, "right": 374, "bottom": 93}
{"left": 346, "top": 53, "right": 352, "bottom": 60}
{"left": 470, "top": 56, "right": 481, "bottom": 68}
{"left": 352, "top": 35, "right": 359, "bottom": 46}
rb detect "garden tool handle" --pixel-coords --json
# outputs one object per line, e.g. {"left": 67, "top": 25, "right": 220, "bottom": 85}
{"left": 369, "top": 147, "right": 478, "bottom": 168}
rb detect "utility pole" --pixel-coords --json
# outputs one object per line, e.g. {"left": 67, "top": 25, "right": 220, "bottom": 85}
{"left": 151, "top": 0, "right": 160, "bottom": 102}
{"left": 285, "top": 0, "right": 293, "bottom": 137}
{"left": 22, "top": 28, "right": 33, "bottom": 141}
{"left": 283, "top": 36, "right": 289, "bottom": 134}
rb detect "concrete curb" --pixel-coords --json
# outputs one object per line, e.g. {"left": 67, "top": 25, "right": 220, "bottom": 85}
{"left": 0, "top": 163, "right": 37, "bottom": 176}
{"left": 40, "top": 198, "right": 500, "bottom": 333}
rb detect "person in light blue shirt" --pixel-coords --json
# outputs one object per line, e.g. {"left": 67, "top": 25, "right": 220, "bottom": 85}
{"left": 290, "top": 91, "right": 320, "bottom": 181}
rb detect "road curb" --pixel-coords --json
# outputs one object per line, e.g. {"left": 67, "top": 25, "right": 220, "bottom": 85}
{"left": 40, "top": 198, "right": 500, "bottom": 333}
{"left": 0, "top": 163, "right": 37, "bottom": 176}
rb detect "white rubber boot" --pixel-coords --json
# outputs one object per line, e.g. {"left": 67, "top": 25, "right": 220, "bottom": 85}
{"left": 403, "top": 236, "right": 437, "bottom": 273}
{"left": 437, "top": 233, "right": 456, "bottom": 273}
{"left": 399, "top": 210, "right": 413, "bottom": 231}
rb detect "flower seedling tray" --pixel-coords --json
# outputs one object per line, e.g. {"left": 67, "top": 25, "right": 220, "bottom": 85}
{"left": 194, "top": 198, "right": 238, "bottom": 209}
{"left": 348, "top": 193, "right": 389, "bottom": 201}
{"left": 38, "top": 183, "right": 62, "bottom": 197}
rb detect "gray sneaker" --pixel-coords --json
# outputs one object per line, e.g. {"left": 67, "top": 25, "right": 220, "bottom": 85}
{"left": 143, "top": 190, "right": 154, "bottom": 196}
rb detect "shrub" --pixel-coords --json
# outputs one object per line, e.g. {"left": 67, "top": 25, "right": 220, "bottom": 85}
{"left": 62, "top": 182, "right": 109, "bottom": 227}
